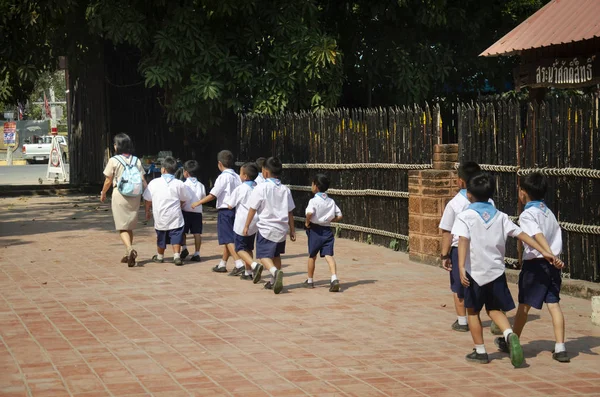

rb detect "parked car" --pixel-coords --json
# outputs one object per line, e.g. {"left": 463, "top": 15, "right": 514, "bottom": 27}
{"left": 22, "top": 135, "right": 69, "bottom": 164}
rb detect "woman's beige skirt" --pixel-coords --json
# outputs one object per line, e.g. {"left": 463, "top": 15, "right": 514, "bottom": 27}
{"left": 111, "top": 189, "right": 141, "bottom": 230}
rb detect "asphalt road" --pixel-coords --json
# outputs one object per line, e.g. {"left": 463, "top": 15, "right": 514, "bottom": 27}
{"left": 0, "top": 164, "right": 69, "bottom": 186}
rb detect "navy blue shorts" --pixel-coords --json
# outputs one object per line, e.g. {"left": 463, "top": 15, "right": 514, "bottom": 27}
{"left": 464, "top": 273, "right": 515, "bottom": 313}
{"left": 518, "top": 258, "right": 561, "bottom": 310}
{"left": 307, "top": 224, "right": 335, "bottom": 258}
{"left": 183, "top": 211, "right": 203, "bottom": 235}
{"left": 256, "top": 232, "right": 286, "bottom": 259}
{"left": 235, "top": 233, "right": 256, "bottom": 253}
{"left": 156, "top": 226, "right": 185, "bottom": 249}
{"left": 449, "top": 247, "right": 464, "bottom": 297}
{"left": 217, "top": 208, "right": 236, "bottom": 245}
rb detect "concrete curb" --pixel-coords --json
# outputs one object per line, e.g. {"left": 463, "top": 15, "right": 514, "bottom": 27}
{"left": 0, "top": 160, "right": 27, "bottom": 166}
{"left": 0, "top": 184, "right": 101, "bottom": 198}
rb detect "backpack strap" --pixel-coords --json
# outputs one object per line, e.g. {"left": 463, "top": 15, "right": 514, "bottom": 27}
{"left": 113, "top": 155, "right": 134, "bottom": 168}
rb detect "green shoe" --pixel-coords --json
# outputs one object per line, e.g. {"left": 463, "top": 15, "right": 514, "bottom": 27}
{"left": 273, "top": 270, "right": 284, "bottom": 294}
{"left": 152, "top": 255, "right": 164, "bottom": 263}
{"left": 508, "top": 333, "right": 524, "bottom": 368}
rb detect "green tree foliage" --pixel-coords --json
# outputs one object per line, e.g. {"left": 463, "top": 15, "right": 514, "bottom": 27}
{"left": 1, "top": 0, "right": 548, "bottom": 127}
{"left": 321, "top": 0, "right": 549, "bottom": 107}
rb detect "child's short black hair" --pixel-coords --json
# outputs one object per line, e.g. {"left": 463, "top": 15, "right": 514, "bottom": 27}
{"left": 313, "top": 173, "right": 330, "bottom": 192}
{"left": 256, "top": 157, "right": 266, "bottom": 170}
{"left": 184, "top": 160, "right": 200, "bottom": 178}
{"left": 264, "top": 157, "right": 283, "bottom": 177}
{"left": 467, "top": 172, "right": 495, "bottom": 202}
{"left": 162, "top": 156, "right": 178, "bottom": 175}
{"left": 241, "top": 162, "right": 259, "bottom": 181}
{"left": 458, "top": 161, "right": 482, "bottom": 183}
{"left": 113, "top": 133, "right": 133, "bottom": 155}
{"left": 217, "top": 150, "right": 234, "bottom": 168}
{"left": 520, "top": 172, "right": 547, "bottom": 201}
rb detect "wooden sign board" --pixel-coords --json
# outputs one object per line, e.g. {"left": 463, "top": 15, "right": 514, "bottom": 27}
{"left": 516, "top": 54, "right": 600, "bottom": 89}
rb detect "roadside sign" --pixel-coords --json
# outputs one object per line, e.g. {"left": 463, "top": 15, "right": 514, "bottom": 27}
{"left": 3, "top": 122, "right": 16, "bottom": 145}
{"left": 3, "top": 112, "right": 14, "bottom": 120}
{"left": 47, "top": 135, "right": 67, "bottom": 182}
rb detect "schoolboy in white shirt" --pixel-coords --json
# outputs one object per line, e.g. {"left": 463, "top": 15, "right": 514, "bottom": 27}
{"left": 452, "top": 172, "right": 560, "bottom": 368}
{"left": 439, "top": 161, "right": 487, "bottom": 332}
{"left": 181, "top": 160, "right": 206, "bottom": 262}
{"left": 143, "top": 157, "right": 191, "bottom": 266}
{"left": 255, "top": 157, "right": 266, "bottom": 184}
{"left": 244, "top": 157, "right": 296, "bottom": 295}
{"left": 191, "top": 150, "right": 245, "bottom": 274}
{"left": 303, "top": 174, "right": 343, "bottom": 292}
{"left": 494, "top": 172, "right": 569, "bottom": 363}
{"left": 225, "top": 162, "right": 260, "bottom": 281}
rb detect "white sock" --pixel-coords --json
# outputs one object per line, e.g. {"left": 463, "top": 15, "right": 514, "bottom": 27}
{"left": 173, "top": 253, "right": 181, "bottom": 259}
{"left": 269, "top": 267, "right": 277, "bottom": 276}
{"left": 307, "top": 278, "right": 313, "bottom": 284}
{"left": 182, "top": 245, "right": 187, "bottom": 250}
{"left": 331, "top": 274, "right": 338, "bottom": 282}
{"left": 156, "top": 254, "right": 164, "bottom": 260}
{"left": 235, "top": 259, "right": 245, "bottom": 269}
{"left": 457, "top": 316, "right": 468, "bottom": 326}
{"left": 218, "top": 260, "right": 227, "bottom": 268}
{"left": 194, "top": 251, "right": 199, "bottom": 256}
{"left": 475, "top": 344, "right": 486, "bottom": 354}
{"left": 244, "top": 270, "right": 252, "bottom": 276}
{"left": 251, "top": 262, "right": 258, "bottom": 270}
{"left": 503, "top": 328, "right": 514, "bottom": 341}
{"left": 555, "top": 343, "right": 566, "bottom": 353}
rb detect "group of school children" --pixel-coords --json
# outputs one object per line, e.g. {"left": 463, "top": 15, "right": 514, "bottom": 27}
{"left": 142, "top": 150, "right": 343, "bottom": 295}
{"left": 439, "top": 162, "right": 569, "bottom": 367}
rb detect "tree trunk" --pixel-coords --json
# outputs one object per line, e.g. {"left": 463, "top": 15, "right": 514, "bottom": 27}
{"left": 68, "top": 45, "right": 109, "bottom": 185}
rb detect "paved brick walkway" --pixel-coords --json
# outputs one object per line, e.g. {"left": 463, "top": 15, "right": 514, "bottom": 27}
{"left": 1, "top": 195, "right": 599, "bottom": 397}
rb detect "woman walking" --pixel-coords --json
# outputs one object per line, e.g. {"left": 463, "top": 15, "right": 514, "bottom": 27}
{"left": 100, "top": 133, "right": 147, "bottom": 266}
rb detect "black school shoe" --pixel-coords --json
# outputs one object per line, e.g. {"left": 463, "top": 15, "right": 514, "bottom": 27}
{"left": 253, "top": 264, "right": 264, "bottom": 284}
{"left": 466, "top": 349, "right": 489, "bottom": 364}
{"left": 452, "top": 320, "right": 469, "bottom": 332}
{"left": 190, "top": 255, "right": 201, "bottom": 262}
{"left": 240, "top": 273, "right": 253, "bottom": 281}
{"left": 229, "top": 267, "right": 245, "bottom": 277}
{"left": 494, "top": 337, "right": 509, "bottom": 353}
{"left": 303, "top": 280, "right": 314, "bottom": 289}
{"left": 152, "top": 255, "right": 164, "bottom": 263}
{"left": 181, "top": 248, "right": 189, "bottom": 260}
{"left": 273, "top": 270, "right": 284, "bottom": 294}
{"left": 174, "top": 257, "right": 183, "bottom": 266}
{"left": 552, "top": 351, "right": 570, "bottom": 363}
{"left": 212, "top": 265, "right": 228, "bottom": 273}
{"left": 264, "top": 281, "right": 273, "bottom": 290}
{"left": 329, "top": 279, "right": 340, "bottom": 292}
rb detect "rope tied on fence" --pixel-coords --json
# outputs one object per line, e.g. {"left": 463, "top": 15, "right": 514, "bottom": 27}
{"left": 453, "top": 163, "right": 600, "bottom": 179}
{"left": 287, "top": 185, "right": 410, "bottom": 199}
{"left": 293, "top": 216, "right": 409, "bottom": 241}
{"left": 235, "top": 162, "right": 433, "bottom": 170}
{"left": 510, "top": 216, "right": 600, "bottom": 235}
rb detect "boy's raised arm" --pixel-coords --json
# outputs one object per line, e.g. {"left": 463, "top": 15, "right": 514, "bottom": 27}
{"left": 191, "top": 193, "right": 216, "bottom": 209}
{"left": 517, "top": 232, "right": 557, "bottom": 265}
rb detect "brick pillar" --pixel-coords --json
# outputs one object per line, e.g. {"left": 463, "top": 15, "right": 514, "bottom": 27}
{"left": 408, "top": 144, "right": 459, "bottom": 266}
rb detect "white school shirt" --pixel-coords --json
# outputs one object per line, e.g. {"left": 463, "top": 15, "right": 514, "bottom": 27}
{"left": 224, "top": 182, "right": 259, "bottom": 236}
{"left": 305, "top": 193, "right": 342, "bottom": 226}
{"left": 519, "top": 201, "right": 562, "bottom": 260}
{"left": 439, "top": 190, "right": 495, "bottom": 247}
{"left": 210, "top": 169, "right": 241, "bottom": 209}
{"left": 247, "top": 178, "right": 296, "bottom": 243}
{"left": 451, "top": 203, "right": 522, "bottom": 286}
{"left": 255, "top": 173, "right": 266, "bottom": 184}
{"left": 143, "top": 175, "right": 191, "bottom": 231}
{"left": 182, "top": 177, "right": 206, "bottom": 213}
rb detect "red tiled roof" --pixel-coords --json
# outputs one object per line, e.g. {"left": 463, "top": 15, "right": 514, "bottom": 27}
{"left": 481, "top": 0, "right": 600, "bottom": 57}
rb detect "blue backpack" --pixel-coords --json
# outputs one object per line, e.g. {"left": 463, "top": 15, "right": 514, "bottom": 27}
{"left": 114, "top": 155, "right": 144, "bottom": 197}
